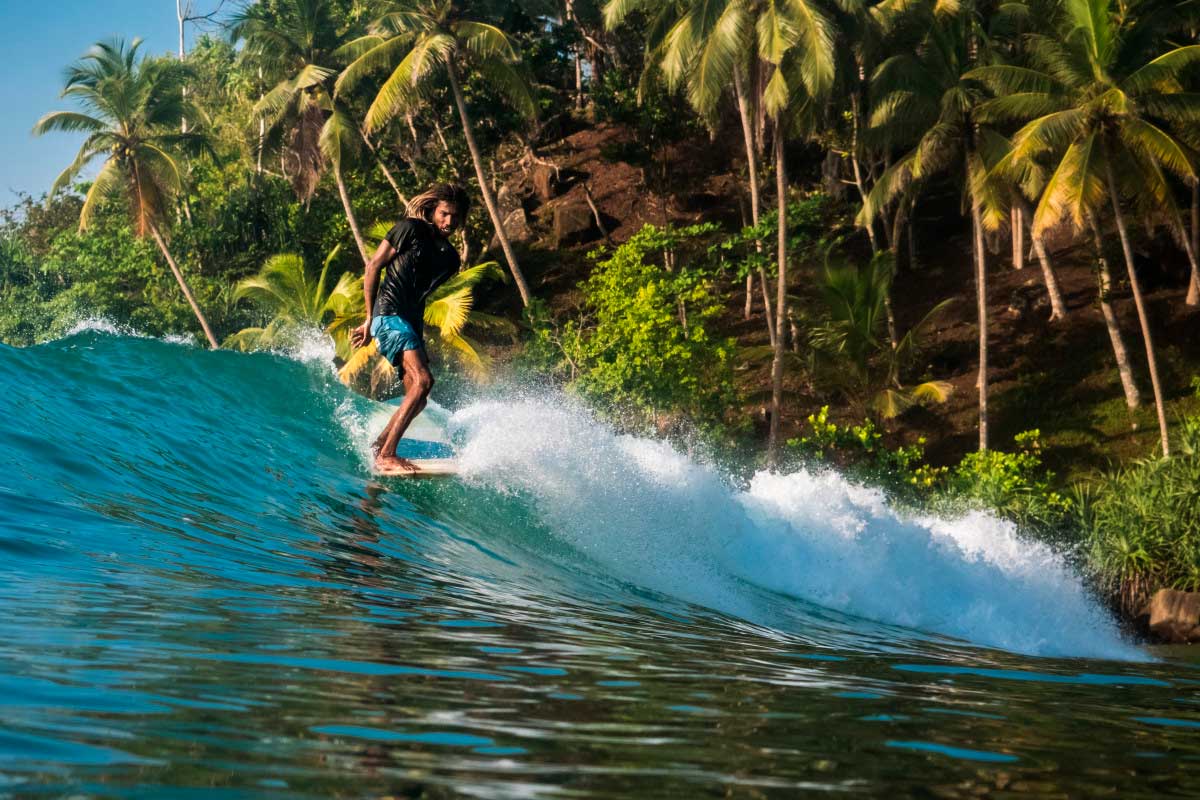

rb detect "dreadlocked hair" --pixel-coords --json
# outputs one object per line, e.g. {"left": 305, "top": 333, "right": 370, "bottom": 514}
{"left": 406, "top": 183, "right": 470, "bottom": 222}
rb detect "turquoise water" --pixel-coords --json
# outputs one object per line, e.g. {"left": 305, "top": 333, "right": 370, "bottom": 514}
{"left": 2, "top": 328, "right": 1199, "bottom": 797}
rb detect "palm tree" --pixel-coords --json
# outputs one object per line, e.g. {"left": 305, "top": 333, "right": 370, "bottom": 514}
{"left": 230, "top": 0, "right": 372, "bottom": 263}
{"left": 224, "top": 244, "right": 361, "bottom": 353}
{"left": 970, "top": 0, "right": 1200, "bottom": 455}
{"left": 337, "top": 0, "right": 538, "bottom": 306}
{"left": 760, "top": 0, "right": 837, "bottom": 464}
{"left": 33, "top": 38, "right": 219, "bottom": 348}
{"left": 861, "top": 1, "right": 992, "bottom": 450}
{"left": 601, "top": 0, "right": 811, "bottom": 349}
{"left": 811, "top": 250, "right": 953, "bottom": 419}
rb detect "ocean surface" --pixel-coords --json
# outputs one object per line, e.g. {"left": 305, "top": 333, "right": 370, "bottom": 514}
{"left": 1, "top": 327, "right": 1198, "bottom": 798}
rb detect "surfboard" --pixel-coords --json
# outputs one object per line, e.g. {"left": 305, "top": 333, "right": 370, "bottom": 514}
{"left": 374, "top": 458, "right": 460, "bottom": 478}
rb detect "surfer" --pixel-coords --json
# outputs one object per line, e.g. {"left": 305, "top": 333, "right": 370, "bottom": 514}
{"left": 351, "top": 183, "right": 468, "bottom": 472}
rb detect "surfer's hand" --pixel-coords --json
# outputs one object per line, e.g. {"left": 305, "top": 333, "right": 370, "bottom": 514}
{"left": 351, "top": 323, "right": 371, "bottom": 348}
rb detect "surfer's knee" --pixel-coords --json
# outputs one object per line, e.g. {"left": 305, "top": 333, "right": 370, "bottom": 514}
{"left": 414, "top": 370, "right": 434, "bottom": 395}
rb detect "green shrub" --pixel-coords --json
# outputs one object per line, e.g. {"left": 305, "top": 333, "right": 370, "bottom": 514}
{"left": 787, "top": 406, "right": 944, "bottom": 499}
{"left": 523, "top": 224, "right": 739, "bottom": 434}
{"left": 941, "top": 430, "right": 1074, "bottom": 534}
{"left": 1076, "top": 425, "right": 1200, "bottom": 615}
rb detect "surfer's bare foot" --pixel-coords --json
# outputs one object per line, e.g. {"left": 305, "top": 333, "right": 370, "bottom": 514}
{"left": 375, "top": 455, "right": 419, "bottom": 473}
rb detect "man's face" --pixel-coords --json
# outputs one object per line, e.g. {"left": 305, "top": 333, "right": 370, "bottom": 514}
{"left": 431, "top": 201, "right": 462, "bottom": 237}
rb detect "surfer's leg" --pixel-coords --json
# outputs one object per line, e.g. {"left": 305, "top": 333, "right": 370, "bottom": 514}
{"left": 372, "top": 369, "right": 417, "bottom": 454}
{"left": 376, "top": 349, "right": 433, "bottom": 467}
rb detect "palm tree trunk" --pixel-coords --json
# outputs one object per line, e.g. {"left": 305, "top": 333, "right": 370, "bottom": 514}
{"left": 767, "top": 119, "right": 788, "bottom": 465}
{"left": 1031, "top": 236, "right": 1065, "bottom": 321}
{"left": 446, "top": 59, "right": 532, "bottom": 307}
{"left": 972, "top": 202, "right": 989, "bottom": 452}
{"left": 1019, "top": 198, "right": 1065, "bottom": 320}
{"left": 968, "top": 151, "right": 988, "bottom": 451}
{"left": 1088, "top": 218, "right": 1141, "bottom": 414}
{"left": 1190, "top": 182, "right": 1199, "bottom": 306}
{"left": 1105, "top": 160, "right": 1170, "bottom": 455}
{"left": 361, "top": 128, "right": 406, "bottom": 205}
{"left": 733, "top": 67, "right": 775, "bottom": 346}
{"left": 333, "top": 161, "right": 368, "bottom": 264}
{"left": 1011, "top": 205, "right": 1025, "bottom": 270}
{"left": 148, "top": 221, "right": 219, "bottom": 349}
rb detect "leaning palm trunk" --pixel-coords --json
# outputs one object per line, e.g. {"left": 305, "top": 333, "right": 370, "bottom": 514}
{"left": 733, "top": 68, "right": 775, "bottom": 345}
{"left": 1178, "top": 208, "right": 1200, "bottom": 308}
{"left": 148, "top": 222, "right": 219, "bottom": 349}
{"left": 1105, "top": 161, "right": 1170, "bottom": 455}
{"left": 446, "top": 59, "right": 532, "bottom": 307}
{"left": 333, "top": 161, "right": 368, "bottom": 264}
{"left": 1087, "top": 215, "right": 1141, "bottom": 413}
{"left": 1031, "top": 236, "right": 1066, "bottom": 320}
{"left": 1190, "top": 182, "right": 1199, "bottom": 306}
{"left": 767, "top": 120, "right": 788, "bottom": 465}
{"left": 361, "top": 128, "right": 406, "bottom": 205}
{"left": 1018, "top": 198, "right": 1066, "bottom": 320}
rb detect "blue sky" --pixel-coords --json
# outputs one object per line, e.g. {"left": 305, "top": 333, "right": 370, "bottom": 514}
{"left": 0, "top": 1, "right": 221, "bottom": 204}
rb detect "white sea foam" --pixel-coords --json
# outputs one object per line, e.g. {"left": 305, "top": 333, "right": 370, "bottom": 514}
{"left": 448, "top": 398, "right": 1142, "bottom": 660}
{"left": 59, "top": 316, "right": 197, "bottom": 347}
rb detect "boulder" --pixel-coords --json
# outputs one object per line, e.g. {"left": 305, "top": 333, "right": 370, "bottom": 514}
{"left": 1007, "top": 281, "right": 1050, "bottom": 320}
{"left": 552, "top": 200, "right": 599, "bottom": 248}
{"left": 490, "top": 207, "right": 533, "bottom": 250}
{"left": 532, "top": 163, "right": 558, "bottom": 202}
{"left": 1147, "top": 589, "right": 1200, "bottom": 643}
{"left": 496, "top": 181, "right": 522, "bottom": 217}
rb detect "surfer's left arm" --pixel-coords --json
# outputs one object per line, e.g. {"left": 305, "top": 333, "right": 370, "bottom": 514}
{"left": 351, "top": 239, "right": 396, "bottom": 348}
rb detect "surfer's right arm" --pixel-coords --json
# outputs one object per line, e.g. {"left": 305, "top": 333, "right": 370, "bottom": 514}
{"left": 351, "top": 238, "right": 397, "bottom": 349}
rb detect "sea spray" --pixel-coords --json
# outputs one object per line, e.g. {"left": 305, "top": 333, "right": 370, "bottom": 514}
{"left": 449, "top": 399, "right": 1140, "bottom": 660}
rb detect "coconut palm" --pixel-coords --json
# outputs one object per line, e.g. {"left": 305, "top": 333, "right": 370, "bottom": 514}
{"left": 609, "top": 0, "right": 838, "bottom": 462}
{"left": 811, "top": 250, "right": 953, "bottom": 419}
{"left": 759, "top": 1, "right": 837, "bottom": 464}
{"left": 230, "top": 0, "right": 372, "bottom": 262}
{"left": 336, "top": 0, "right": 537, "bottom": 306}
{"left": 33, "top": 37, "right": 219, "bottom": 348}
{"left": 970, "top": 0, "right": 1200, "bottom": 455}
{"left": 604, "top": 0, "right": 782, "bottom": 340}
{"left": 861, "top": 1, "right": 993, "bottom": 450}
{"left": 224, "top": 244, "right": 361, "bottom": 353}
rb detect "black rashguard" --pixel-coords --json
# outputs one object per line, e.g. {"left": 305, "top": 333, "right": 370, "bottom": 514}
{"left": 373, "top": 218, "right": 461, "bottom": 333}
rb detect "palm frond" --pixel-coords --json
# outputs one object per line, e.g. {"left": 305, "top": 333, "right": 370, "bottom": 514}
{"left": 781, "top": 0, "right": 836, "bottom": 97}
{"left": 337, "top": 339, "right": 379, "bottom": 385}
{"left": 455, "top": 21, "right": 517, "bottom": 61}
{"left": 319, "top": 105, "right": 360, "bottom": 167}
{"left": 363, "top": 32, "right": 454, "bottom": 133}
{"left": 1032, "top": 132, "right": 1104, "bottom": 236}
{"left": 31, "top": 111, "right": 106, "bottom": 136}
{"left": 473, "top": 59, "right": 536, "bottom": 120}
{"left": 335, "top": 33, "right": 413, "bottom": 96}
{"left": 425, "top": 285, "right": 474, "bottom": 337}
{"left": 1124, "top": 45, "right": 1200, "bottom": 94}
{"left": 78, "top": 158, "right": 124, "bottom": 231}
{"left": 1118, "top": 117, "right": 1196, "bottom": 183}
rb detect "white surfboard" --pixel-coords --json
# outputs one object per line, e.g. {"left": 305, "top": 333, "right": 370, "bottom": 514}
{"left": 374, "top": 457, "right": 460, "bottom": 478}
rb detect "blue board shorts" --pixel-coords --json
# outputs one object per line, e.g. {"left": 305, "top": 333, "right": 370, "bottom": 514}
{"left": 371, "top": 315, "right": 425, "bottom": 366}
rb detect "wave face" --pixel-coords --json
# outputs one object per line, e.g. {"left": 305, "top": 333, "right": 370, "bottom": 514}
{"left": 2, "top": 329, "right": 1198, "bottom": 798}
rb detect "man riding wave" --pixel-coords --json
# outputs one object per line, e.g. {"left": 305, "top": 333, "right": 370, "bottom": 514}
{"left": 351, "top": 183, "right": 469, "bottom": 472}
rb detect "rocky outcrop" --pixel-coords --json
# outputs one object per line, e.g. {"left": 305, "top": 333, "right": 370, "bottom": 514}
{"left": 552, "top": 201, "right": 600, "bottom": 248}
{"left": 490, "top": 207, "right": 533, "bottom": 251}
{"left": 1146, "top": 589, "right": 1200, "bottom": 643}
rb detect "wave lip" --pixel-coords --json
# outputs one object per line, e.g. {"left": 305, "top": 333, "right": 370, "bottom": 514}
{"left": 450, "top": 399, "right": 1140, "bottom": 661}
